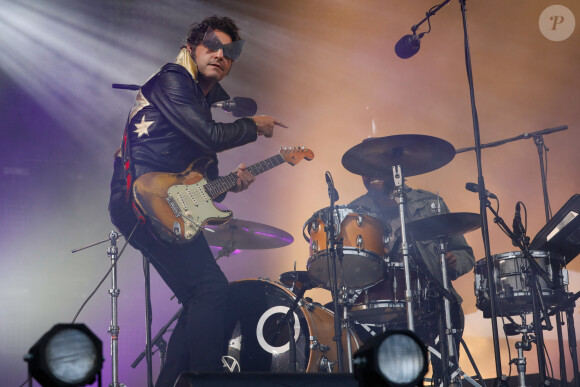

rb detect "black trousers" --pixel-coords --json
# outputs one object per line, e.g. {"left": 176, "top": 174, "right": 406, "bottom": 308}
{"left": 109, "top": 165, "right": 228, "bottom": 387}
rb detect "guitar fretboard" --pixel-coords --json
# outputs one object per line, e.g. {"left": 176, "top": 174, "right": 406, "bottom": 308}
{"left": 204, "top": 154, "right": 286, "bottom": 198}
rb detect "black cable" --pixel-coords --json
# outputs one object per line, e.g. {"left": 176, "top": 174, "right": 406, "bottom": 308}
{"left": 71, "top": 222, "right": 139, "bottom": 323}
{"left": 543, "top": 142, "right": 552, "bottom": 218}
{"left": 500, "top": 316, "right": 513, "bottom": 378}
{"left": 544, "top": 340, "right": 554, "bottom": 380}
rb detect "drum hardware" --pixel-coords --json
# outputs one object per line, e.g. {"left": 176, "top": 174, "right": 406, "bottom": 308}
{"left": 323, "top": 170, "right": 346, "bottom": 372}
{"left": 482, "top": 199, "right": 558, "bottom": 385}
{"left": 459, "top": 125, "right": 572, "bottom": 384}
{"left": 398, "top": 210, "right": 482, "bottom": 386}
{"left": 402, "top": 210, "right": 481, "bottom": 367}
{"left": 502, "top": 315, "right": 535, "bottom": 387}
{"left": 273, "top": 279, "right": 309, "bottom": 372}
{"left": 279, "top": 269, "right": 318, "bottom": 293}
{"left": 131, "top": 307, "right": 181, "bottom": 372}
{"left": 71, "top": 228, "right": 142, "bottom": 387}
{"left": 341, "top": 134, "right": 456, "bottom": 333}
{"left": 224, "top": 279, "right": 360, "bottom": 373}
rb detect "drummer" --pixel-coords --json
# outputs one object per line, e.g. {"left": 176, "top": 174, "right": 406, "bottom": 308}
{"left": 349, "top": 173, "right": 475, "bottom": 382}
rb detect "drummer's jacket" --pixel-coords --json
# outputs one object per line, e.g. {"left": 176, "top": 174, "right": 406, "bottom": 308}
{"left": 350, "top": 188, "right": 476, "bottom": 305}
{"left": 110, "top": 48, "right": 258, "bottom": 206}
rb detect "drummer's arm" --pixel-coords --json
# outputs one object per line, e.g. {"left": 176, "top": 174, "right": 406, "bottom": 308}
{"left": 436, "top": 198, "right": 476, "bottom": 280}
{"left": 446, "top": 235, "right": 475, "bottom": 280}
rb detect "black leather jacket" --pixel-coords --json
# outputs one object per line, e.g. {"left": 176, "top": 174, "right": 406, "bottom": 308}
{"left": 111, "top": 60, "right": 257, "bottom": 201}
{"left": 126, "top": 62, "right": 257, "bottom": 179}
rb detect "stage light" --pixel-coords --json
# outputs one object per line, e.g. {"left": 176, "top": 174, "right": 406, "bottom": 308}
{"left": 353, "top": 330, "right": 428, "bottom": 387}
{"left": 25, "top": 323, "right": 103, "bottom": 387}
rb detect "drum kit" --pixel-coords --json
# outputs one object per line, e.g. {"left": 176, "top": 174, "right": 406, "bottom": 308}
{"left": 201, "top": 134, "right": 497, "bottom": 382}
{"left": 194, "top": 133, "right": 579, "bottom": 385}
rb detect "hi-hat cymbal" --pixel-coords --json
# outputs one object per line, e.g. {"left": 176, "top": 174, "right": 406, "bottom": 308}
{"left": 202, "top": 219, "right": 294, "bottom": 250}
{"left": 404, "top": 212, "right": 481, "bottom": 241}
{"left": 342, "top": 134, "right": 456, "bottom": 177}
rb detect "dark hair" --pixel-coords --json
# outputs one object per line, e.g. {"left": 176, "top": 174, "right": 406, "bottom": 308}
{"left": 181, "top": 16, "right": 241, "bottom": 49}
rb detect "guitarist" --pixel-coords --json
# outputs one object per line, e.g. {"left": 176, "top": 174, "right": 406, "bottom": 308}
{"left": 108, "top": 16, "right": 285, "bottom": 387}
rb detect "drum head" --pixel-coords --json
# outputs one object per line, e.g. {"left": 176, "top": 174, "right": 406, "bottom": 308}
{"left": 224, "top": 279, "right": 310, "bottom": 372}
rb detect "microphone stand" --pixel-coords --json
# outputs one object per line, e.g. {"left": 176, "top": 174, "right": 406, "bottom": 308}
{"left": 272, "top": 286, "right": 306, "bottom": 372}
{"left": 457, "top": 126, "right": 573, "bottom": 383}
{"left": 533, "top": 133, "right": 579, "bottom": 386}
{"left": 324, "top": 172, "right": 345, "bottom": 372}
{"left": 485, "top": 198, "right": 555, "bottom": 385}
{"left": 457, "top": 1, "right": 505, "bottom": 382}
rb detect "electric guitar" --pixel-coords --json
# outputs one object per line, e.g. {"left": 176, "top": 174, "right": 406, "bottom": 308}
{"left": 132, "top": 147, "right": 314, "bottom": 244}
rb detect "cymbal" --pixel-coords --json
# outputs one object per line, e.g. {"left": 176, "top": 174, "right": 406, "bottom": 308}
{"left": 404, "top": 212, "right": 481, "bottom": 241}
{"left": 342, "top": 134, "right": 456, "bottom": 177}
{"left": 279, "top": 271, "right": 318, "bottom": 291}
{"left": 202, "top": 219, "right": 294, "bottom": 250}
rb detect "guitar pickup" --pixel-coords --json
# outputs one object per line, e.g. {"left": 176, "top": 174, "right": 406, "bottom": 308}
{"left": 166, "top": 196, "right": 182, "bottom": 217}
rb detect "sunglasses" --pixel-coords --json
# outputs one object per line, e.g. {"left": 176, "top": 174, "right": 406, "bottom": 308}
{"left": 202, "top": 26, "right": 244, "bottom": 61}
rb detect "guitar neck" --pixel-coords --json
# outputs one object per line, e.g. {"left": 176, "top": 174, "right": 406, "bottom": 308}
{"left": 204, "top": 154, "right": 286, "bottom": 198}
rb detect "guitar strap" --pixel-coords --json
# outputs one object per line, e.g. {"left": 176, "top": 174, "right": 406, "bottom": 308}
{"left": 121, "top": 117, "right": 146, "bottom": 225}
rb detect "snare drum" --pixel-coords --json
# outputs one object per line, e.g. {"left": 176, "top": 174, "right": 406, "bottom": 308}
{"left": 224, "top": 279, "right": 360, "bottom": 373}
{"left": 474, "top": 250, "right": 562, "bottom": 317}
{"left": 305, "top": 205, "right": 386, "bottom": 290}
{"left": 350, "top": 262, "right": 433, "bottom": 324}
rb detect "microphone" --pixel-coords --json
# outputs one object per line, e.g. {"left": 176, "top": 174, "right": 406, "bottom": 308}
{"left": 395, "top": 33, "right": 421, "bottom": 59}
{"left": 325, "top": 171, "right": 339, "bottom": 202}
{"left": 211, "top": 97, "right": 257, "bottom": 117}
{"left": 112, "top": 83, "right": 141, "bottom": 90}
{"left": 465, "top": 182, "right": 497, "bottom": 199}
{"left": 512, "top": 202, "right": 523, "bottom": 246}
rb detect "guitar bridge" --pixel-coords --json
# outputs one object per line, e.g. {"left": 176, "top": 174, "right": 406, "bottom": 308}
{"left": 166, "top": 196, "right": 182, "bottom": 217}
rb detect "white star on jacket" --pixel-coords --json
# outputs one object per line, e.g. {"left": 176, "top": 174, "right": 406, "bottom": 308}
{"left": 134, "top": 115, "right": 154, "bottom": 138}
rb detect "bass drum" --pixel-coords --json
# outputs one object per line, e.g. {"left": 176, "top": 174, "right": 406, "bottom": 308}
{"left": 224, "top": 279, "right": 360, "bottom": 373}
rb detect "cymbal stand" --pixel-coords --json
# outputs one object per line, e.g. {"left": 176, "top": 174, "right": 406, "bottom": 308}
{"left": 431, "top": 196, "right": 459, "bottom": 385}
{"left": 437, "top": 236, "right": 461, "bottom": 386}
{"left": 392, "top": 164, "right": 415, "bottom": 331}
{"left": 324, "top": 171, "right": 345, "bottom": 372}
{"left": 343, "top": 291, "right": 355, "bottom": 372}
{"left": 106, "top": 231, "right": 126, "bottom": 387}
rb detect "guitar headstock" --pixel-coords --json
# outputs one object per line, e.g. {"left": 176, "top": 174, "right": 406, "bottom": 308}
{"left": 280, "top": 147, "right": 315, "bottom": 165}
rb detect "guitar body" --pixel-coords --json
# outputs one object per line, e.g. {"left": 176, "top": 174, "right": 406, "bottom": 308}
{"left": 131, "top": 147, "right": 314, "bottom": 245}
{"left": 133, "top": 157, "right": 232, "bottom": 244}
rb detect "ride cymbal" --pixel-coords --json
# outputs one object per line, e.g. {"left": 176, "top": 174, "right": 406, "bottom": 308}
{"left": 342, "top": 134, "right": 455, "bottom": 177}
